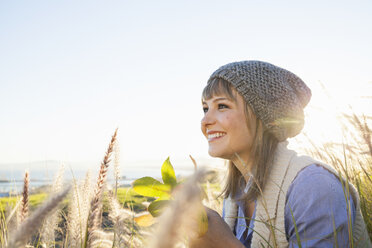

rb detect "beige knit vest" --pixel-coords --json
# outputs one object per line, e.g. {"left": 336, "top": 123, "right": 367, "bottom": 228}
{"left": 223, "top": 142, "right": 371, "bottom": 247}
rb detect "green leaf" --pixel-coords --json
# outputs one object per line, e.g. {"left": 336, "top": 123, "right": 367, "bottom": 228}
{"left": 134, "top": 213, "right": 155, "bottom": 227}
{"left": 198, "top": 207, "right": 209, "bottom": 237}
{"left": 161, "top": 157, "right": 177, "bottom": 187}
{"left": 132, "top": 177, "right": 171, "bottom": 198}
{"left": 148, "top": 200, "right": 170, "bottom": 217}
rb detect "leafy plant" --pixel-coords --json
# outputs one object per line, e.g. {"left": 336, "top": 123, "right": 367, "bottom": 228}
{"left": 132, "top": 157, "right": 208, "bottom": 236}
{"left": 132, "top": 157, "right": 178, "bottom": 226}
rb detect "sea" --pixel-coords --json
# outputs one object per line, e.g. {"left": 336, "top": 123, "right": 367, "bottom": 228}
{"left": 0, "top": 158, "right": 225, "bottom": 197}
{"left": 0, "top": 168, "right": 195, "bottom": 197}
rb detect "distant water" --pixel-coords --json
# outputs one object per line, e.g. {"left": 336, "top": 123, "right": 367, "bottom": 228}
{"left": 0, "top": 166, "right": 195, "bottom": 196}
{"left": 0, "top": 178, "right": 135, "bottom": 196}
{"left": 0, "top": 157, "right": 225, "bottom": 197}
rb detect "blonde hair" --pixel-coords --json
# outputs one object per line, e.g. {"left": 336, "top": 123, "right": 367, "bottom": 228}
{"left": 202, "top": 78, "right": 279, "bottom": 201}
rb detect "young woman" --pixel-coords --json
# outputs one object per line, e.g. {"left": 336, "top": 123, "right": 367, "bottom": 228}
{"left": 190, "top": 61, "right": 370, "bottom": 247}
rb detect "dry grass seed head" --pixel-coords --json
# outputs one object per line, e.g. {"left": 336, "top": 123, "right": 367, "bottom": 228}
{"left": 68, "top": 171, "right": 93, "bottom": 247}
{"left": 41, "top": 164, "right": 65, "bottom": 246}
{"left": 19, "top": 170, "right": 29, "bottom": 224}
{"left": 148, "top": 170, "right": 207, "bottom": 248}
{"left": 7, "top": 186, "right": 71, "bottom": 248}
{"left": 108, "top": 190, "right": 141, "bottom": 247}
{"left": 87, "top": 129, "right": 118, "bottom": 247}
{"left": 89, "top": 229, "right": 114, "bottom": 248}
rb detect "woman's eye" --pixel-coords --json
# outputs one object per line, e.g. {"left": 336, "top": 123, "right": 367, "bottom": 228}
{"left": 218, "top": 104, "right": 229, "bottom": 109}
{"left": 203, "top": 107, "right": 208, "bottom": 113}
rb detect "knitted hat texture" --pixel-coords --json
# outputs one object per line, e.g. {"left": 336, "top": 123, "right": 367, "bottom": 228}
{"left": 207, "top": 60, "right": 311, "bottom": 141}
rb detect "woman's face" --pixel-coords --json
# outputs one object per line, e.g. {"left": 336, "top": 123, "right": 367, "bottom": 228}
{"left": 201, "top": 89, "right": 254, "bottom": 162}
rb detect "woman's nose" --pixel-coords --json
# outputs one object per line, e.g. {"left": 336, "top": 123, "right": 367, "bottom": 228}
{"left": 201, "top": 111, "right": 216, "bottom": 128}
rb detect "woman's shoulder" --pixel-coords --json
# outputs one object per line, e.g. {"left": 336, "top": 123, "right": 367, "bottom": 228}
{"left": 293, "top": 163, "right": 339, "bottom": 180}
{"left": 287, "top": 163, "right": 347, "bottom": 202}
{"left": 285, "top": 163, "right": 355, "bottom": 229}
{"left": 284, "top": 164, "right": 356, "bottom": 246}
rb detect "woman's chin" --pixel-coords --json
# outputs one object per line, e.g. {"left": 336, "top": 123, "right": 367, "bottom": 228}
{"left": 208, "top": 149, "right": 230, "bottom": 159}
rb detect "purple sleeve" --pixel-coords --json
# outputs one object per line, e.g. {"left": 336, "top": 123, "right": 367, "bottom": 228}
{"left": 285, "top": 164, "right": 355, "bottom": 247}
{"left": 222, "top": 199, "right": 226, "bottom": 219}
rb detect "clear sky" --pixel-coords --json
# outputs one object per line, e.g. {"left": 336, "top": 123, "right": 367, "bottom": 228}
{"left": 0, "top": 0, "right": 371, "bottom": 170}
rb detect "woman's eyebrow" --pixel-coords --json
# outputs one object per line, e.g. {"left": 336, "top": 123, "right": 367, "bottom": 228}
{"left": 202, "top": 97, "right": 230, "bottom": 105}
{"left": 213, "top": 97, "right": 229, "bottom": 102}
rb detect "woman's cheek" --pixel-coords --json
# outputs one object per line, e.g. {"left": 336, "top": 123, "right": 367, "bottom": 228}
{"left": 221, "top": 115, "right": 231, "bottom": 126}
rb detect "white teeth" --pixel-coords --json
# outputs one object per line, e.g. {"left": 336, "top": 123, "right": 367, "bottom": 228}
{"left": 207, "top": 132, "right": 225, "bottom": 140}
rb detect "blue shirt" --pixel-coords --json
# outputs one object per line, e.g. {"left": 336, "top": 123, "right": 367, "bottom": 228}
{"left": 222, "top": 164, "right": 356, "bottom": 247}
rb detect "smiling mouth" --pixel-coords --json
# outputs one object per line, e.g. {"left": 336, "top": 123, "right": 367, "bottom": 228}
{"left": 207, "top": 132, "right": 226, "bottom": 141}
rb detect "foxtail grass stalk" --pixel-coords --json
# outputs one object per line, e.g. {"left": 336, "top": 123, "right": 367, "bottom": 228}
{"left": 19, "top": 170, "right": 29, "bottom": 224}
{"left": 108, "top": 190, "right": 141, "bottom": 247}
{"left": 68, "top": 179, "right": 82, "bottom": 248}
{"left": 6, "top": 197, "right": 22, "bottom": 225}
{"left": 7, "top": 186, "right": 71, "bottom": 248}
{"left": 41, "top": 164, "right": 65, "bottom": 247}
{"left": 86, "top": 128, "right": 118, "bottom": 247}
{"left": 149, "top": 169, "right": 207, "bottom": 248}
{"left": 68, "top": 171, "right": 92, "bottom": 248}
{"left": 189, "top": 155, "right": 197, "bottom": 171}
{"left": 89, "top": 230, "right": 114, "bottom": 248}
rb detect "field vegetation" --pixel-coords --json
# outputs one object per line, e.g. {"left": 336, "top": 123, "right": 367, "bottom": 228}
{"left": 0, "top": 113, "right": 371, "bottom": 248}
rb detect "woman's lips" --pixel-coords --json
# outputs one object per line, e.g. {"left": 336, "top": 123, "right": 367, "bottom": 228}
{"left": 207, "top": 132, "right": 226, "bottom": 142}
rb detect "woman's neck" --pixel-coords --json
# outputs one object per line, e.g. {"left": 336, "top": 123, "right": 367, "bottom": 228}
{"left": 231, "top": 154, "right": 253, "bottom": 183}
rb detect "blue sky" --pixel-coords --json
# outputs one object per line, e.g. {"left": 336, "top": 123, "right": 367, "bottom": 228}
{"left": 0, "top": 0, "right": 371, "bottom": 169}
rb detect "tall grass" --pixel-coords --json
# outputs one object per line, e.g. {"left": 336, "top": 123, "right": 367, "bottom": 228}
{"left": 7, "top": 186, "right": 71, "bottom": 248}
{"left": 19, "top": 170, "right": 29, "bottom": 224}
{"left": 148, "top": 170, "right": 207, "bottom": 248}
{"left": 68, "top": 171, "right": 93, "bottom": 247}
{"left": 86, "top": 128, "right": 118, "bottom": 247}
{"left": 303, "top": 113, "right": 372, "bottom": 243}
{"left": 0, "top": 128, "right": 213, "bottom": 248}
{"left": 41, "top": 165, "right": 64, "bottom": 247}
{"left": 0, "top": 112, "right": 370, "bottom": 248}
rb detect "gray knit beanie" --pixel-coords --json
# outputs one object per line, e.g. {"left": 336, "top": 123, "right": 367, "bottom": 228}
{"left": 207, "top": 60, "right": 311, "bottom": 141}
